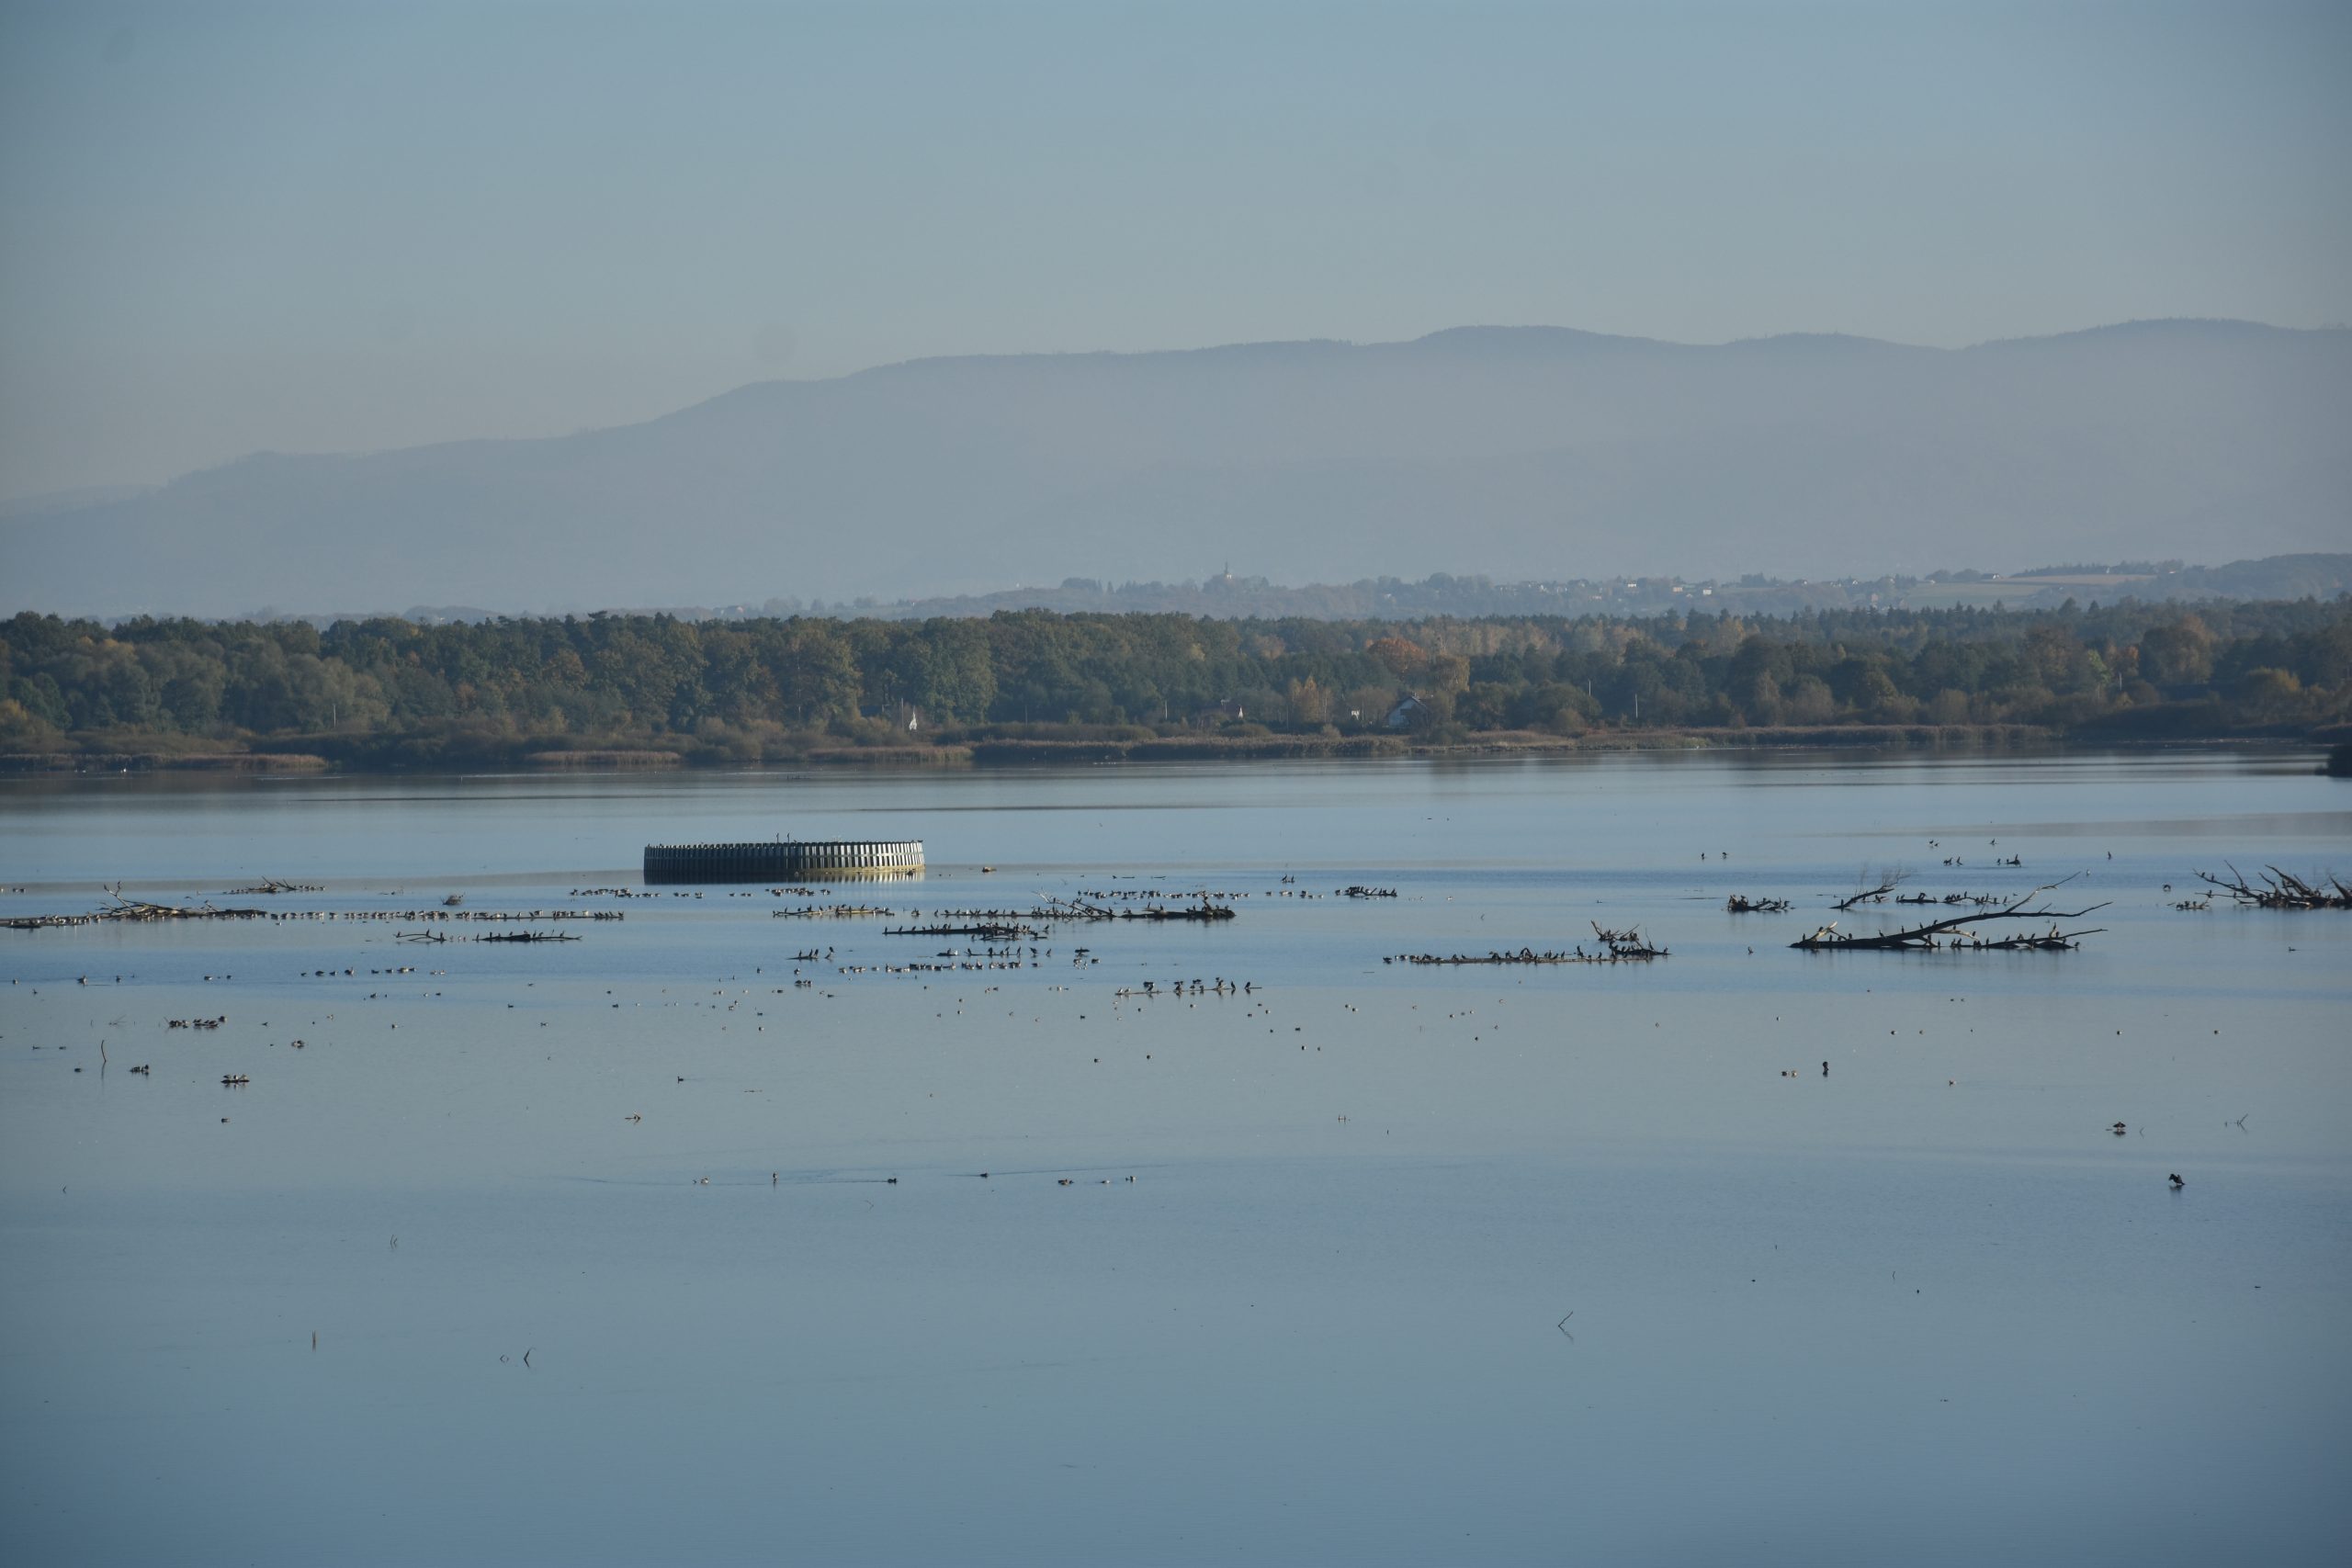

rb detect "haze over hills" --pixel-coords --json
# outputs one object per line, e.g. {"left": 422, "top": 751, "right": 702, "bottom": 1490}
{"left": 4, "top": 319, "right": 2346, "bottom": 620}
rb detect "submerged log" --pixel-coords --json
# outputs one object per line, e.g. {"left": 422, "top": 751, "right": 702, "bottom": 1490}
{"left": 1386, "top": 923, "right": 1668, "bottom": 965}
{"left": 23, "top": 886, "right": 277, "bottom": 925}
{"left": 1725, "top": 894, "right": 1792, "bottom": 914}
{"left": 1124, "top": 902, "right": 1237, "bottom": 922}
{"left": 887, "top": 923, "right": 1037, "bottom": 941}
{"left": 1048, "top": 897, "right": 1238, "bottom": 923}
{"left": 1958, "top": 925, "right": 2106, "bottom": 951}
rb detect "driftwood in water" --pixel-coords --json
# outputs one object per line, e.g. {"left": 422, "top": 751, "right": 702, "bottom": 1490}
{"left": 887, "top": 923, "right": 1037, "bottom": 941}
{"left": 2192, "top": 863, "right": 2351, "bottom": 910}
{"left": 1830, "top": 870, "right": 1908, "bottom": 911}
{"left": 6, "top": 886, "right": 277, "bottom": 928}
{"left": 1387, "top": 923, "right": 1668, "bottom": 965}
{"left": 1044, "top": 897, "right": 1237, "bottom": 924}
{"left": 1956, "top": 925, "right": 2106, "bottom": 951}
{"left": 1592, "top": 922, "right": 1668, "bottom": 957}
{"left": 1724, "top": 894, "right": 1792, "bottom": 914}
{"left": 1123, "top": 900, "right": 1237, "bottom": 922}
{"left": 226, "top": 876, "right": 323, "bottom": 895}
{"left": 1389, "top": 948, "right": 1579, "bottom": 966}
{"left": 932, "top": 907, "right": 1051, "bottom": 919}
{"left": 103, "top": 888, "right": 268, "bottom": 922}
{"left": 474, "top": 930, "right": 580, "bottom": 942}
{"left": 1792, "top": 874, "right": 2109, "bottom": 951}
{"left": 253, "top": 908, "right": 620, "bottom": 923}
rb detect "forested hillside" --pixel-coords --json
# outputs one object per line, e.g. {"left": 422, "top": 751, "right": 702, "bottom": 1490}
{"left": 5, "top": 598, "right": 2347, "bottom": 767}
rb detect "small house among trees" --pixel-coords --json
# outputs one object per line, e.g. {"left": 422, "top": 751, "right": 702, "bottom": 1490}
{"left": 1385, "top": 694, "right": 1430, "bottom": 729}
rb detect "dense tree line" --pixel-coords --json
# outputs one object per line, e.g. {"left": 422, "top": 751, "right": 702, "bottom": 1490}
{"left": 4, "top": 597, "right": 2346, "bottom": 763}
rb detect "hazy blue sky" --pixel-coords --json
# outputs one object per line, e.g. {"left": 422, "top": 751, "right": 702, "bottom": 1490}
{"left": 2, "top": 0, "right": 2346, "bottom": 499}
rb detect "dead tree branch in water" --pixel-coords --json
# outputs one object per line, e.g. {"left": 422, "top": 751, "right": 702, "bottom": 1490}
{"left": 2192, "top": 863, "right": 2351, "bottom": 910}
{"left": 1792, "top": 874, "right": 2109, "bottom": 951}
{"left": 1830, "top": 868, "right": 1909, "bottom": 911}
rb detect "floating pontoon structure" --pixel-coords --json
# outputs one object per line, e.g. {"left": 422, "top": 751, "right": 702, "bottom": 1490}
{"left": 642, "top": 839, "right": 924, "bottom": 885}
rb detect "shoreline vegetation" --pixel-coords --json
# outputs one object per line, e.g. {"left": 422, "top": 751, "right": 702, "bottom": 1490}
{"left": 1, "top": 724, "right": 2069, "bottom": 773}
{"left": 4, "top": 597, "right": 2346, "bottom": 774}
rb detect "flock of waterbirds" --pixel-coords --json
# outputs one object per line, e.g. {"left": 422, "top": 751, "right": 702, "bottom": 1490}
{"left": 8, "top": 847, "right": 2328, "bottom": 1198}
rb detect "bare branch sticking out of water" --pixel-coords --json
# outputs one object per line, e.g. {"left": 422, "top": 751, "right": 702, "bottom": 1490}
{"left": 1792, "top": 874, "right": 2109, "bottom": 951}
{"left": 2193, "top": 863, "right": 2351, "bottom": 909}
{"left": 1831, "top": 867, "right": 1909, "bottom": 911}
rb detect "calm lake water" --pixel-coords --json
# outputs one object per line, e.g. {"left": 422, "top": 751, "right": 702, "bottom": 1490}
{"left": 3, "top": 750, "right": 2347, "bottom": 1566}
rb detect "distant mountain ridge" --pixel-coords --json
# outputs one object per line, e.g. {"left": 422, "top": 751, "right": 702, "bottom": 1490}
{"left": 4, "top": 320, "right": 2345, "bottom": 618}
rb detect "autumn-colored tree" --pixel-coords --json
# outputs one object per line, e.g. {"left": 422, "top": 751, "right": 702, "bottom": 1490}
{"left": 1365, "top": 636, "right": 1427, "bottom": 679}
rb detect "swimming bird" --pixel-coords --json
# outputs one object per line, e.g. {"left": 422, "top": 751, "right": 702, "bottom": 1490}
{"left": 2111, "top": 1122, "right": 2128, "bottom": 1135}
{"left": 2169, "top": 1173, "right": 2185, "bottom": 1190}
